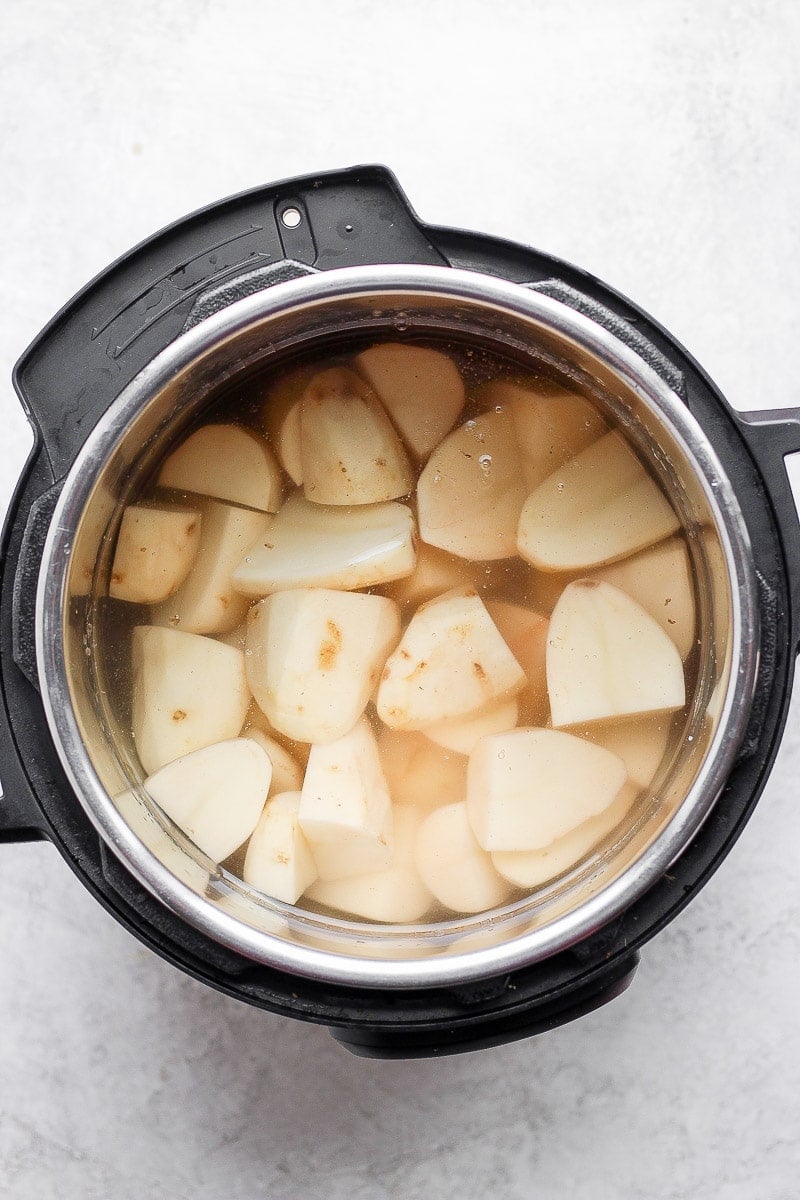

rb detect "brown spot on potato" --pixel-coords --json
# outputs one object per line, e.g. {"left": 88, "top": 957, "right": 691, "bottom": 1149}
{"left": 172, "top": 709, "right": 188, "bottom": 722}
{"left": 375, "top": 457, "right": 387, "bottom": 468}
{"left": 318, "top": 619, "right": 343, "bottom": 670}
{"left": 400, "top": 648, "right": 411, "bottom": 660}
{"left": 473, "top": 661, "right": 487, "bottom": 681}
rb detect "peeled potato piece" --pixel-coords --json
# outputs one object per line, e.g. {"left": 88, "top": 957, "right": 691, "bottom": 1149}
{"left": 151, "top": 501, "right": 268, "bottom": 635}
{"left": 299, "top": 718, "right": 393, "bottom": 881}
{"left": 142, "top": 737, "right": 271, "bottom": 863}
{"left": 110, "top": 505, "right": 201, "bottom": 604}
{"left": 383, "top": 541, "right": 471, "bottom": 608}
{"left": 243, "top": 702, "right": 311, "bottom": 769}
{"left": 131, "top": 627, "right": 250, "bottom": 775}
{"left": 376, "top": 586, "right": 526, "bottom": 730}
{"left": 355, "top": 343, "right": 465, "bottom": 460}
{"left": 378, "top": 729, "right": 467, "bottom": 813}
{"left": 492, "top": 783, "right": 638, "bottom": 888}
{"left": 577, "top": 715, "right": 673, "bottom": 789}
{"left": 158, "top": 424, "right": 282, "bottom": 513}
{"left": 263, "top": 365, "right": 314, "bottom": 485}
{"left": 485, "top": 600, "right": 549, "bottom": 724}
{"left": 467, "top": 728, "right": 628, "bottom": 852}
{"left": 517, "top": 431, "right": 680, "bottom": 571}
{"left": 243, "top": 791, "right": 318, "bottom": 904}
{"left": 593, "top": 536, "right": 696, "bottom": 659}
{"left": 477, "top": 380, "right": 606, "bottom": 489}
{"left": 306, "top": 805, "right": 433, "bottom": 922}
{"left": 415, "top": 802, "right": 513, "bottom": 914}
{"left": 547, "top": 580, "right": 686, "bottom": 728}
{"left": 423, "top": 698, "right": 519, "bottom": 756}
{"left": 418, "top": 410, "right": 528, "bottom": 560}
{"left": 247, "top": 589, "right": 400, "bottom": 744}
{"left": 231, "top": 491, "right": 415, "bottom": 596}
{"left": 300, "top": 367, "right": 413, "bottom": 505}
{"left": 243, "top": 729, "right": 304, "bottom": 796}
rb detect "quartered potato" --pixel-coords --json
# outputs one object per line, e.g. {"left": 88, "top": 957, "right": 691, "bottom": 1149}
{"left": 593, "top": 535, "right": 696, "bottom": 659}
{"left": 243, "top": 729, "right": 304, "bottom": 796}
{"left": 110, "top": 505, "right": 201, "bottom": 604}
{"left": 243, "top": 791, "right": 318, "bottom": 904}
{"left": 491, "top": 783, "right": 638, "bottom": 888}
{"left": 355, "top": 343, "right": 465, "bottom": 460}
{"left": 467, "top": 728, "right": 628, "bottom": 852}
{"left": 417, "top": 410, "right": 528, "bottom": 560}
{"left": 299, "top": 718, "right": 393, "bottom": 881}
{"left": 231, "top": 491, "right": 416, "bottom": 596}
{"left": 158, "top": 424, "right": 282, "bottom": 513}
{"left": 477, "top": 380, "right": 606, "bottom": 489}
{"left": 142, "top": 737, "right": 272, "bottom": 863}
{"left": 422, "top": 697, "right": 519, "bottom": 756}
{"left": 383, "top": 540, "right": 471, "bottom": 608}
{"left": 262, "top": 365, "right": 314, "bottom": 485}
{"left": 300, "top": 367, "right": 413, "bottom": 505}
{"left": 415, "top": 801, "right": 513, "bottom": 914}
{"left": 485, "top": 600, "right": 549, "bottom": 724}
{"left": 517, "top": 431, "right": 680, "bottom": 571}
{"left": 247, "top": 588, "right": 400, "bottom": 743}
{"left": 577, "top": 714, "right": 673, "bottom": 789}
{"left": 376, "top": 586, "right": 526, "bottom": 730}
{"left": 378, "top": 728, "right": 468, "bottom": 813}
{"left": 306, "top": 804, "right": 433, "bottom": 922}
{"left": 131, "top": 626, "right": 251, "bottom": 775}
{"left": 547, "top": 580, "right": 686, "bottom": 727}
{"left": 151, "top": 500, "right": 268, "bottom": 635}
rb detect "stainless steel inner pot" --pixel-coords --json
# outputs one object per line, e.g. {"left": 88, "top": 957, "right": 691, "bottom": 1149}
{"left": 35, "top": 265, "right": 760, "bottom": 988}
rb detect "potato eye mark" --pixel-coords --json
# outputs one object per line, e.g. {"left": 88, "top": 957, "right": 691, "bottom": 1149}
{"left": 318, "top": 620, "right": 343, "bottom": 670}
{"left": 473, "top": 661, "right": 487, "bottom": 681}
{"left": 172, "top": 709, "right": 188, "bottom": 722}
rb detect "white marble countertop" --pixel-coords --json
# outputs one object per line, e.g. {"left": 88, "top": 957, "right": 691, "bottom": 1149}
{"left": 2, "top": 2, "right": 799, "bottom": 1197}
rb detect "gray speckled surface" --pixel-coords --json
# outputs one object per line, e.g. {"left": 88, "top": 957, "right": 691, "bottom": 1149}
{"left": 2, "top": 2, "right": 800, "bottom": 1197}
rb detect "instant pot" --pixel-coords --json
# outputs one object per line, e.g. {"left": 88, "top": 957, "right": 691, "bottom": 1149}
{"left": 2, "top": 165, "right": 799, "bottom": 1057}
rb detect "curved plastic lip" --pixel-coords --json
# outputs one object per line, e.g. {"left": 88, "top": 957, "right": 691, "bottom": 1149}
{"left": 35, "top": 264, "right": 760, "bottom": 991}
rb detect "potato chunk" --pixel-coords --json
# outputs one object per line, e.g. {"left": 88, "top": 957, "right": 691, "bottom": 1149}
{"left": 383, "top": 541, "right": 471, "bottom": 608}
{"left": 263, "top": 365, "right": 313, "bottom": 485}
{"left": 110, "top": 506, "right": 201, "bottom": 604}
{"left": 477, "top": 380, "right": 606, "bottom": 489}
{"left": 299, "top": 718, "right": 393, "bottom": 881}
{"left": 378, "top": 729, "right": 467, "bottom": 813}
{"left": 423, "top": 698, "right": 519, "bottom": 756}
{"left": 376, "top": 586, "right": 526, "bottom": 730}
{"left": 158, "top": 424, "right": 282, "bottom": 513}
{"left": 485, "top": 600, "right": 549, "bottom": 724}
{"left": 231, "top": 491, "right": 415, "bottom": 596}
{"left": 300, "top": 367, "right": 413, "bottom": 505}
{"left": 243, "top": 791, "right": 318, "bottom": 903}
{"left": 492, "top": 783, "right": 637, "bottom": 887}
{"left": 247, "top": 589, "right": 400, "bottom": 743}
{"left": 415, "top": 802, "right": 512, "bottom": 914}
{"left": 151, "top": 501, "right": 268, "bottom": 635}
{"left": 577, "top": 715, "right": 673, "bottom": 789}
{"left": 547, "top": 580, "right": 686, "bottom": 727}
{"left": 517, "top": 431, "right": 680, "bottom": 571}
{"left": 306, "top": 805, "right": 432, "bottom": 922}
{"left": 467, "top": 728, "right": 627, "bottom": 852}
{"left": 593, "top": 536, "right": 696, "bottom": 659}
{"left": 418, "top": 410, "right": 528, "bottom": 560}
{"left": 142, "top": 737, "right": 271, "bottom": 863}
{"left": 132, "top": 627, "right": 250, "bottom": 774}
{"left": 355, "top": 343, "right": 465, "bottom": 460}
{"left": 243, "top": 730, "right": 304, "bottom": 796}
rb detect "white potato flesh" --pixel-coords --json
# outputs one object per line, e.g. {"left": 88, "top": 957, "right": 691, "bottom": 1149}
{"left": 517, "top": 431, "right": 680, "bottom": 571}
{"left": 593, "top": 536, "right": 696, "bottom": 659}
{"left": 478, "top": 380, "right": 606, "bottom": 489}
{"left": 306, "top": 805, "right": 433, "bottom": 922}
{"left": 577, "top": 715, "right": 673, "bottom": 789}
{"left": 158, "top": 424, "right": 282, "bottom": 513}
{"left": 492, "top": 783, "right": 638, "bottom": 887}
{"left": 110, "top": 506, "right": 201, "bottom": 604}
{"left": 417, "top": 410, "right": 528, "bottom": 560}
{"left": 423, "top": 698, "right": 519, "bottom": 756}
{"left": 485, "top": 600, "right": 550, "bottom": 724}
{"left": 299, "top": 718, "right": 393, "bottom": 881}
{"left": 300, "top": 367, "right": 413, "bottom": 505}
{"left": 378, "top": 729, "right": 467, "bottom": 813}
{"left": 547, "top": 580, "right": 686, "bottom": 727}
{"left": 467, "top": 727, "right": 627, "bottom": 852}
{"left": 383, "top": 541, "right": 471, "bottom": 608}
{"left": 243, "top": 729, "right": 304, "bottom": 796}
{"left": 231, "top": 491, "right": 415, "bottom": 596}
{"left": 142, "top": 737, "right": 271, "bottom": 863}
{"left": 131, "top": 627, "right": 251, "bottom": 775}
{"left": 415, "top": 802, "right": 513, "bottom": 914}
{"left": 355, "top": 343, "right": 465, "bottom": 460}
{"left": 376, "top": 586, "right": 526, "bottom": 730}
{"left": 151, "top": 501, "right": 269, "bottom": 635}
{"left": 243, "top": 791, "right": 318, "bottom": 904}
{"left": 247, "top": 589, "right": 400, "bottom": 743}
{"left": 263, "top": 365, "right": 314, "bottom": 485}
